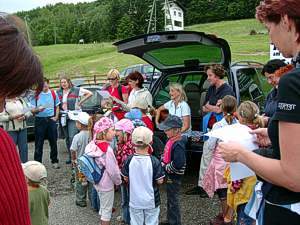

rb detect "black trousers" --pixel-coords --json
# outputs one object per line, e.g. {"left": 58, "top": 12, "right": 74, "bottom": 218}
{"left": 34, "top": 117, "right": 59, "bottom": 164}
{"left": 264, "top": 202, "right": 300, "bottom": 225}
{"left": 167, "top": 178, "right": 182, "bottom": 225}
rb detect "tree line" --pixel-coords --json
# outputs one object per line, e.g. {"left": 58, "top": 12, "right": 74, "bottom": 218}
{"left": 16, "top": 0, "right": 260, "bottom": 46}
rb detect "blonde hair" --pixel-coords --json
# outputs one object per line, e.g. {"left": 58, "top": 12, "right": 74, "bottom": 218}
{"left": 220, "top": 95, "right": 237, "bottom": 125}
{"left": 107, "top": 69, "right": 120, "bottom": 80}
{"left": 169, "top": 83, "right": 187, "bottom": 102}
{"left": 237, "top": 101, "right": 264, "bottom": 128}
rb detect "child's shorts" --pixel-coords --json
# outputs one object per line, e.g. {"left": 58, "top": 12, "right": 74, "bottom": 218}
{"left": 98, "top": 190, "right": 114, "bottom": 221}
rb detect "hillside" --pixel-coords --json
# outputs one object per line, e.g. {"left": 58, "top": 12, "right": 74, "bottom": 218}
{"left": 34, "top": 18, "right": 269, "bottom": 79}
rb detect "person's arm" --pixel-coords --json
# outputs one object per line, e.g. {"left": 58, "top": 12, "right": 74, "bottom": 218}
{"left": 203, "top": 102, "right": 222, "bottom": 114}
{"left": 218, "top": 121, "right": 300, "bottom": 192}
{"left": 121, "top": 85, "right": 128, "bottom": 104}
{"left": 51, "top": 106, "right": 60, "bottom": 122}
{"left": 78, "top": 88, "right": 93, "bottom": 107}
{"left": 105, "top": 148, "right": 122, "bottom": 186}
{"left": 155, "top": 105, "right": 166, "bottom": 125}
{"left": 165, "top": 144, "right": 186, "bottom": 174}
{"left": 181, "top": 102, "right": 191, "bottom": 133}
{"left": 0, "top": 111, "right": 11, "bottom": 122}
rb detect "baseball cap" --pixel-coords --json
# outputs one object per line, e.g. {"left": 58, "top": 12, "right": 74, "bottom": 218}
{"left": 22, "top": 161, "right": 47, "bottom": 183}
{"left": 115, "top": 119, "right": 134, "bottom": 134}
{"left": 125, "top": 108, "right": 143, "bottom": 120}
{"left": 132, "top": 126, "right": 153, "bottom": 146}
{"left": 157, "top": 114, "right": 183, "bottom": 131}
{"left": 68, "top": 111, "right": 90, "bottom": 126}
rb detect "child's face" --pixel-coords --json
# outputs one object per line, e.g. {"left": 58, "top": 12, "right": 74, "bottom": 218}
{"left": 75, "top": 121, "right": 82, "bottom": 130}
{"left": 164, "top": 128, "right": 177, "bottom": 138}
{"left": 115, "top": 130, "right": 123, "bottom": 142}
{"left": 104, "top": 127, "right": 116, "bottom": 142}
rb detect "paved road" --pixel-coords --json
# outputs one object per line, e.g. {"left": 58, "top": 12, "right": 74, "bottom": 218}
{"left": 28, "top": 140, "right": 219, "bottom": 225}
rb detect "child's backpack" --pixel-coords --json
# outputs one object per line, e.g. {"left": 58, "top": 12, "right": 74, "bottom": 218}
{"left": 77, "top": 154, "right": 105, "bottom": 185}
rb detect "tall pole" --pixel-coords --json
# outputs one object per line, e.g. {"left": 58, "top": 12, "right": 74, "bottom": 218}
{"left": 24, "top": 15, "right": 32, "bottom": 46}
{"left": 147, "top": 0, "right": 156, "bottom": 33}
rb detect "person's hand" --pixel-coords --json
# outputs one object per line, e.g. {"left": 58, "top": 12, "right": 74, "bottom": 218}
{"left": 50, "top": 117, "right": 58, "bottom": 122}
{"left": 16, "top": 115, "right": 25, "bottom": 121}
{"left": 11, "top": 114, "right": 24, "bottom": 120}
{"left": 249, "top": 128, "right": 271, "bottom": 147}
{"left": 216, "top": 99, "right": 222, "bottom": 107}
{"left": 217, "top": 141, "right": 247, "bottom": 162}
{"left": 38, "top": 106, "right": 45, "bottom": 112}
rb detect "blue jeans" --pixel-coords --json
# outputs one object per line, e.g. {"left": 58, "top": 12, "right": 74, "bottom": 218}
{"left": 91, "top": 186, "right": 100, "bottom": 211}
{"left": 121, "top": 184, "right": 130, "bottom": 224}
{"left": 34, "top": 117, "right": 59, "bottom": 163}
{"left": 130, "top": 207, "right": 160, "bottom": 225}
{"left": 167, "top": 178, "right": 182, "bottom": 225}
{"left": 8, "top": 129, "right": 28, "bottom": 163}
{"left": 237, "top": 203, "right": 255, "bottom": 225}
{"left": 62, "top": 119, "right": 78, "bottom": 160}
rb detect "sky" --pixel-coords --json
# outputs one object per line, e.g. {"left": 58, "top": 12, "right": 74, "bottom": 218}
{"left": 0, "top": 0, "right": 96, "bottom": 13}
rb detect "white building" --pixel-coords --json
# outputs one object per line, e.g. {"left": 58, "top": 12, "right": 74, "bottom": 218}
{"left": 164, "top": 1, "right": 184, "bottom": 31}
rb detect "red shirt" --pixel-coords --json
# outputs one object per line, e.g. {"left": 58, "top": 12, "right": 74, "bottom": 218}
{"left": 142, "top": 115, "right": 154, "bottom": 131}
{"left": 0, "top": 128, "right": 31, "bottom": 225}
{"left": 107, "top": 85, "right": 127, "bottom": 100}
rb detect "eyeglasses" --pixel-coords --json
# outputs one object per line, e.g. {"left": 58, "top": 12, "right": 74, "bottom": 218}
{"left": 107, "top": 77, "right": 118, "bottom": 81}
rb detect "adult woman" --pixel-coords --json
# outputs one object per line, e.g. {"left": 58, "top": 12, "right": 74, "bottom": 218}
{"left": 57, "top": 76, "right": 93, "bottom": 164}
{"left": 126, "top": 71, "right": 153, "bottom": 109}
{"left": 261, "top": 59, "right": 286, "bottom": 119}
{"left": 218, "top": 1, "right": 300, "bottom": 224}
{"left": 0, "top": 97, "right": 32, "bottom": 163}
{"left": 0, "top": 13, "right": 43, "bottom": 225}
{"left": 104, "top": 69, "right": 128, "bottom": 120}
{"left": 156, "top": 83, "right": 191, "bottom": 135}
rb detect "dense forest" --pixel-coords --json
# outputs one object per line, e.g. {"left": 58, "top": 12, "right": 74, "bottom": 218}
{"left": 16, "top": 0, "right": 261, "bottom": 46}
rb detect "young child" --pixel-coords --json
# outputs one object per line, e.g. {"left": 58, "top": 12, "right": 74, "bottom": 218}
{"left": 69, "top": 111, "right": 91, "bottom": 207}
{"left": 115, "top": 118, "right": 135, "bottom": 225}
{"left": 121, "top": 126, "right": 165, "bottom": 225}
{"left": 85, "top": 117, "right": 122, "bottom": 225}
{"left": 22, "top": 161, "right": 50, "bottom": 225}
{"left": 158, "top": 115, "right": 187, "bottom": 225}
{"left": 225, "top": 101, "right": 264, "bottom": 225}
{"left": 130, "top": 97, "right": 154, "bottom": 131}
{"left": 202, "top": 95, "right": 238, "bottom": 225}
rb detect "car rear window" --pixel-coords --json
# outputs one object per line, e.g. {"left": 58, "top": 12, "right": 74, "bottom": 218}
{"left": 146, "top": 44, "right": 223, "bottom": 67}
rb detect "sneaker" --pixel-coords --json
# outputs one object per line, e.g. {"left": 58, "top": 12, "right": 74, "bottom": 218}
{"left": 185, "top": 186, "right": 207, "bottom": 196}
{"left": 52, "top": 163, "right": 60, "bottom": 169}
{"left": 75, "top": 201, "right": 87, "bottom": 207}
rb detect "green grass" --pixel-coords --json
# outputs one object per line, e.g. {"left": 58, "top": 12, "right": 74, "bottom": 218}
{"left": 34, "top": 18, "right": 270, "bottom": 79}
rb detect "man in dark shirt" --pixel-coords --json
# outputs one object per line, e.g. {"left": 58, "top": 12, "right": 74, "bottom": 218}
{"left": 186, "top": 65, "right": 234, "bottom": 199}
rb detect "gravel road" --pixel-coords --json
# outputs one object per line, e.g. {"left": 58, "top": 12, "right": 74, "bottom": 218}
{"left": 27, "top": 140, "right": 219, "bottom": 225}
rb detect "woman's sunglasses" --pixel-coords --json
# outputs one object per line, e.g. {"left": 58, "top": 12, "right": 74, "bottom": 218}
{"left": 107, "top": 77, "right": 118, "bottom": 81}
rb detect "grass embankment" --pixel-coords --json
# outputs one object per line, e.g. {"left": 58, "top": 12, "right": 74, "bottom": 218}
{"left": 34, "top": 18, "right": 269, "bottom": 79}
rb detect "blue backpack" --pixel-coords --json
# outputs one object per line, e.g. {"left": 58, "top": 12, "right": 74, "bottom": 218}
{"left": 78, "top": 154, "right": 105, "bottom": 185}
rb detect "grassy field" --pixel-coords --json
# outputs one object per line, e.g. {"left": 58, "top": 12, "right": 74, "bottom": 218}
{"left": 34, "top": 18, "right": 270, "bottom": 79}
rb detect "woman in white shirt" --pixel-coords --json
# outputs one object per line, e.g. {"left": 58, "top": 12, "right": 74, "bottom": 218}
{"left": 156, "top": 83, "right": 191, "bottom": 135}
{"left": 0, "top": 97, "right": 32, "bottom": 162}
{"left": 126, "top": 71, "right": 153, "bottom": 109}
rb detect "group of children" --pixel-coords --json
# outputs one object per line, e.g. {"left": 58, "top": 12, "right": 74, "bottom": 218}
{"left": 23, "top": 103, "right": 186, "bottom": 225}
{"left": 23, "top": 94, "right": 264, "bottom": 225}
{"left": 202, "top": 95, "right": 265, "bottom": 225}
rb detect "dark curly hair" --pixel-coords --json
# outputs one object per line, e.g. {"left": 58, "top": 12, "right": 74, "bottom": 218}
{"left": 261, "top": 59, "right": 287, "bottom": 75}
{"left": 205, "top": 64, "right": 226, "bottom": 79}
{"left": 126, "top": 71, "right": 144, "bottom": 88}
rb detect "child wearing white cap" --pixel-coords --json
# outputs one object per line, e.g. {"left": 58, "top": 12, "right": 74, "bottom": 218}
{"left": 69, "top": 111, "right": 91, "bottom": 207}
{"left": 22, "top": 161, "right": 50, "bottom": 225}
{"left": 121, "top": 126, "right": 165, "bottom": 225}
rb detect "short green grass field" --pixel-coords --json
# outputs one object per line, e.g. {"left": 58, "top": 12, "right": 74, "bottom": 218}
{"left": 34, "top": 18, "right": 270, "bottom": 79}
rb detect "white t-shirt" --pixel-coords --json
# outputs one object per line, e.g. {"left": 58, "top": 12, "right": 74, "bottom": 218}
{"left": 164, "top": 100, "right": 192, "bottom": 134}
{"left": 70, "top": 130, "right": 90, "bottom": 157}
{"left": 128, "top": 88, "right": 153, "bottom": 107}
{"left": 121, "top": 154, "right": 165, "bottom": 209}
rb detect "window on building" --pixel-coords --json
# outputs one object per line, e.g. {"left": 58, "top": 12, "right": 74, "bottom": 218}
{"left": 174, "top": 20, "right": 182, "bottom": 27}
{"left": 178, "top": 12, "right": 182, "bottom": 17}
{"left": 174, "top": 11, "right": 176, "bottom": 16}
